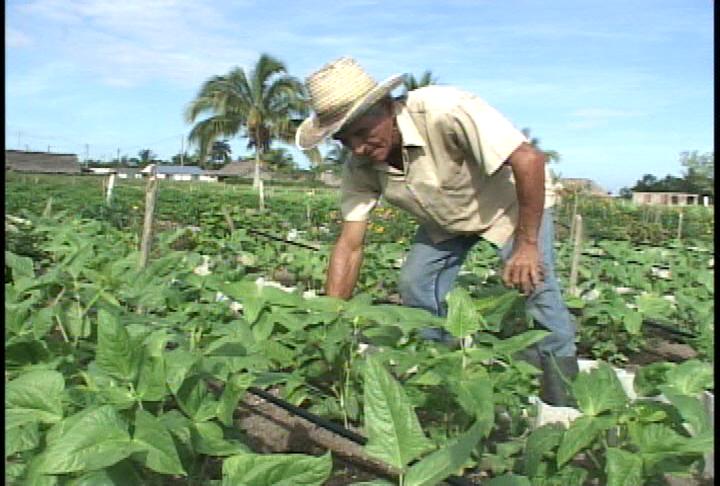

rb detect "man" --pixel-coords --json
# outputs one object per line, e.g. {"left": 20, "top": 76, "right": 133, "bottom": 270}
{"left": 296, "top": 57, "right": 578, "bottom": 406}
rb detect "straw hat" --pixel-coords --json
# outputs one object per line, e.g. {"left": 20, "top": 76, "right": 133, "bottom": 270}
{"left": 295, "top": 57, "right": 404, "bottom": 150}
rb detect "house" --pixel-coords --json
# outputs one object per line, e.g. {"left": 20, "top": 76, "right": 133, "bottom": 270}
{"left": 116, "top": 168, "right": 143, "bottom": 180}
{"left": 558, "top": 178, "right": 612, "bottom": 197}
{"left": 631, "top": 191, "right": 712, "bottom": 207}
{"left": 140, "top": 164, "right": 216, "bottom": 182}
{"left": 5, "top": 150, "right": 82, "bottom": 174}
{"left": 206, "top": 160, "right": 273, "bottom": 181}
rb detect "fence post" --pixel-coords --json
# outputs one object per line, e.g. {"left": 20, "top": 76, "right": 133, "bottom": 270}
{"left": 138, "top": 171, "right": 159, "bottom": 270}
{"left": 677, "top": 212, "right": 684, "bottom": 241}
{"left": 569, "top": 214, "right": 583, "bottom": 296}
{"left": 42, "top": 197, "right": 53, "bottom": 217}
{"left": 105, "top": 173, "right": 116, "bottom": 205}
{"left": 258, "top": 179, "right": 265, "bottom": 211}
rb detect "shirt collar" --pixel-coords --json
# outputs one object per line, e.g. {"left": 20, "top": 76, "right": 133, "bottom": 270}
{"left": 394, "top": 100, "right": 426, "bottom": 148}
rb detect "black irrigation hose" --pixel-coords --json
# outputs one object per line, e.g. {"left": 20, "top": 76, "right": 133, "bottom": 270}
{"left": 246, "top": 386, "right": 478, "bottom": 486}
{"left": 238, "top": 225, "right": 325, "bottom": 252}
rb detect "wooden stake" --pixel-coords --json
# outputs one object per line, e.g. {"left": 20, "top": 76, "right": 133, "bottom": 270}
{"left": 222, "top": 206, "right": 236, "bottom": 233}
{"left": 105, "top": 173, "right": 116, "bottom": 205}
{"left": 258, "top": 179, "right": 265, "bottom": 211}
{"left": 138, "top": 173, "right": 159, "bottom": 270}
{"left": 569, "top": 214, "right": 583, "bottom": 296}
{"left": 677, "top": 212, "right": 684, "bottom": 241}
{"left": 42, "top": 197, "right": 53, "bottom": 217}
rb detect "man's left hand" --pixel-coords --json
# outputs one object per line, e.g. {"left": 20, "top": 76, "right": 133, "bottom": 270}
{"left": 502, "top": 241, "right": 544, "bottom": 295}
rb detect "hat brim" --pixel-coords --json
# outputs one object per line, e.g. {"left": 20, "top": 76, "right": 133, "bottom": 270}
{"left": 295, "top": 73, "right": 405, "bottom": 150}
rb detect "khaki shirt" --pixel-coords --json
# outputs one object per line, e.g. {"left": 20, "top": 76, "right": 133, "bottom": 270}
{"left": 339, "top": 86, "right": 557, "bottom": 246}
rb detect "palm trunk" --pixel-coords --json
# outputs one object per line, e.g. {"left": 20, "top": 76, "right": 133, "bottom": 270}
{"left": 252, "top": 134, "right": 262, "bottom": 189}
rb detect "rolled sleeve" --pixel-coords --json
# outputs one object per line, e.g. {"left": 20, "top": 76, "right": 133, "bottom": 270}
{"left": 339, "top": 162, "right": 381, "bottom": 221}
{"left": 448, "top": 93, "right": 528, "bottom": 175}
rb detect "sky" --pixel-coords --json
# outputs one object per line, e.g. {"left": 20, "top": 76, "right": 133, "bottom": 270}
{"left": 5, "top": 0, "right": 714, "bottom": 194}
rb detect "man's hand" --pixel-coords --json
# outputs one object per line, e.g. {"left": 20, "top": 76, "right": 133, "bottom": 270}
{"left": 502, "top": 241, "right": 544, "bottom": 295}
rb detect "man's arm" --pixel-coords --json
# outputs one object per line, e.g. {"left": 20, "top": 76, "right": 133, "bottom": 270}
{"left": 326, "top": 221, "right": 368, "bottom": 299}
{"left": 502, "top": 142, "right": 546, "bottom": 295}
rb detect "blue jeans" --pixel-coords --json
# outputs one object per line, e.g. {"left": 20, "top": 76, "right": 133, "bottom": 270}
{"left": 398, "top": 208, "right": 576, "bottom": 357}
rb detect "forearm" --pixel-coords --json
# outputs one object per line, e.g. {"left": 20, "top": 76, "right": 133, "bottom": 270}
{"left": 325, "top": 242, "right": 363, "bottom": 299}
{"left": 510, "top": 146, "right": 546, "bottom": 244}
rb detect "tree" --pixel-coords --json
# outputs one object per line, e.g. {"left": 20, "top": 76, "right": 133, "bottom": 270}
{"left": 402, "top": 70, "right": 437, "bottom": 94}
{"left": 680, "top": 151, "right": 714, "bottom": 195}
{"left": 210, "top": 140, "right": 232, "bottom": 166}
{"left": 138, "top": 149, "right": 156, "bottom": 165}
{"left": 262, "top": 147, "right": 296, "bottom": 173}
{"left": 185, "top": 53, "right": 313, "bottom": 188}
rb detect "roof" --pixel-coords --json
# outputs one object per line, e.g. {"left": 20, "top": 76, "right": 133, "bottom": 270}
{"left": 5, "top": 150, "right": 81, "bottom": 174}
{"left": 209, "top": 160, "right": 273, "bottom": 178}
{"left": 141, "top": 164, "right": 204, "bottom": 175}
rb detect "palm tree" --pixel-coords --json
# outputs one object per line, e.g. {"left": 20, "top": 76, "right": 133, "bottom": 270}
{"left": 521, "top": 128, "right": 561, "bottom": 164}
{"left": 402, "top": 70, "right": 437, "bottom": 94}
{"left": 185, "top": 53, "right": 313, "bottom": 188}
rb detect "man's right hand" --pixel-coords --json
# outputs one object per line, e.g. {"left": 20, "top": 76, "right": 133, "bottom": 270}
{"left": 325, "top": 221, "right": 368, "bottom": 299}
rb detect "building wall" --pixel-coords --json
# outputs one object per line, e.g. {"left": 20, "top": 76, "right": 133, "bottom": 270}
{"left": 631, "top": 192, "right": 704, "bottom": 206}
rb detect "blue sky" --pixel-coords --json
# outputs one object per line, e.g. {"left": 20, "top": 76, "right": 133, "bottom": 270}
{"left": 5, "top": 0, "right": 713, "bottom": 194}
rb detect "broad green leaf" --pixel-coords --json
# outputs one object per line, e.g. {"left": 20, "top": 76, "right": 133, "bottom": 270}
{"left": 523, "top": 423, "right": 565, "bottom": 477}
{"left": 363, "top": 355, "right": 434, "bottom": 470}
{"left": 222, "top": 451, "right": 332, "bottom": 486}
{"left": 490, "top": 330, "right": 549, "bottom": 356}
{"left": 164, "top": 348, "right": 199, "bottom": 394}
{"left": 175, "top": 375, "right": 217, "bottom": 422}
{"left": 135, "top": 356, "right": 167, "bottom": 401}
{"left": 621, "top": 308, "right": 642, "bottom": 335}
{"left": 6, "top": 369, "right": 65, "bottom": 425}
{"left": 253, "top": 312, "right": 276, "bottom": 341}
{"left": 605, "top": 447, "right": 644, "bottom": 486}
{"left": 557, "top": 415, "right": 615, "bottom": 467}
{"left": 635, "top": 293, "right": 673, "bottom": 320}
{"left": 244, "top": 295, "right": 267, "bottom": 325}
{"left": 191, "top": 421, "right": 249, "bottom": 456}
{"left": 404, "top": 420, "right": 485, "bottom": 486}
{"left": 6, "top": 421, "right": 41, "bottom": 457}
{"left": 217, "top": 373, "right": 254, "bottom": 427}
{"left": 131, "top": 410, "right": 186, "bottom": 475}
{"left": 453, "top": 374, "right": 495, "bottom": 435}
{"left": 663, "top": 360, "right": 713, "bottom": 396}
{"left": 445, "top": 287, "right": 479, "bottom": 338}
{"left": 31, "top": 306, "right": 57, "bottom": 339}
{"left": 474, "top": 289, "right": 524, "bottom": 332}
{"left": 571, "top": 363, "right": 628, "bottom": 416}
{"left": 662, "top": 390, "right": 710, "bottom": 436}
{"left": 96, "top": 310, "right": 141, "bottom": 382}
{"left": 5, "top": 250, "right": 35, "bottom": 280}
{"left": 39, "top": 405, "right": 133, "bottom": 474}
{"left": 629, "top": 422, "right": 714, "bottom": 456}
{"left": 66, "top": 460, "right": 144, "bottom": 486}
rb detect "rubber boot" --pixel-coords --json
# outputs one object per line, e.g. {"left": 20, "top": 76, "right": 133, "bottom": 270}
{"left": 539, "top": 354, "right": 579, "bottom": 407}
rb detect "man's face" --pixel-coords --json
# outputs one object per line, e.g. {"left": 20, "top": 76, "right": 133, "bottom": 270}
{"left": 333, "top": 101, "right": 395, "bottom": 163}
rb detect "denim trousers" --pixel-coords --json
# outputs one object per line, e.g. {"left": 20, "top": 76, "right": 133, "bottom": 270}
{"left": 397, "top": 208, "right": 577, "bottom": 357}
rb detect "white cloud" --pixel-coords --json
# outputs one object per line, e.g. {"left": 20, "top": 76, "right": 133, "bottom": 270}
{"left": 566, "top": 107, "right": 645, "bottom": 129}
{"left": 13, "top": 0, "right": 259, "bottom": 88}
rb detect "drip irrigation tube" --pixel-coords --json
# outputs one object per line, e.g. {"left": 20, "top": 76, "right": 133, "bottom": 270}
{"left": 246, "top": 386, "right": 478, "bottom": 486}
